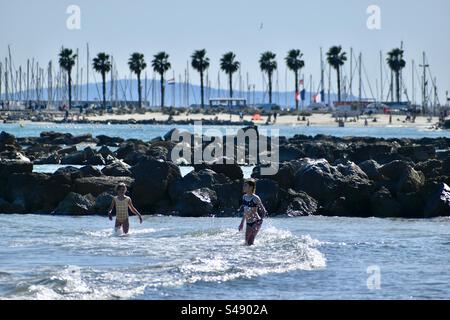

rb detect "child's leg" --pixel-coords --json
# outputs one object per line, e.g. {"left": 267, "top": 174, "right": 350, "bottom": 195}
{"left": 122, "top": 219, "right": 130, "bottom": 234}
{"left": 246, "top": 221, "right": 263, "bottom": 246}
{"left": 115, "top": 220, "right": 123, "bottom": 231}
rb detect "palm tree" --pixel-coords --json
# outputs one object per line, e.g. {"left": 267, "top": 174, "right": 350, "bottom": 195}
{"left": 220, "top": 52, "right": 240, "bottom": 98}
{"left": 152, "top": 52, "right": 171, "bottom": 108}
{"left": 58, "top": 48, "right": 77, "bottom": 109}
{"left": 386, "top": 48, "right": 406, "bottom": 103}
{"left": 259, "top": 52, "right": 277, "bottom": 104}
{"left": 92, "top": 52, "right": 112, "bottom": 110}
{"left": 191, "top": 49, "right": 210, "bottom": 108}
{"left": 285, "top": 50, "right": 305, "bottom": 111}
{"left": 128, "top": 52, "right": 147, "bottom": 108}
{"left": 326, "top": 46, "right": 347, "bottom": 102}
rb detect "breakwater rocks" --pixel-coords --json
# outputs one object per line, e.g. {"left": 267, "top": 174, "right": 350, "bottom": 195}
{"left": 0, "top": 128, "right": 449, "bottom": 218}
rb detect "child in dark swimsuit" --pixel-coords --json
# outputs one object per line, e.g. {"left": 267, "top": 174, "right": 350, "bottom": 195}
{"left": 238, "top": 179, "right": 267, "bottom": 246}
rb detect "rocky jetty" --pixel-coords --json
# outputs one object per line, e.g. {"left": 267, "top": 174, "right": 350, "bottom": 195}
{"left": 0, "top": 128, "right": 449, "bottom": 218}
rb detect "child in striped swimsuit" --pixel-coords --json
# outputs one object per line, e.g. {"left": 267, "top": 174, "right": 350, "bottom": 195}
{"left": 238, "top": 179, "right": 267, "bottom": 246}
{"left": 108, "top": 183, "right": 143, "bottom": 234}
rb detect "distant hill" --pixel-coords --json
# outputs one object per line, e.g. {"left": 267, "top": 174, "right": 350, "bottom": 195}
{"left": 1, "top": 79, "right": 348, "bottom": 108}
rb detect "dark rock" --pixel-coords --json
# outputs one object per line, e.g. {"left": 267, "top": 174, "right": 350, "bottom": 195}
{"left": 57, "top": 146, "right": 77, "bottom": 156}
{"left": 370, "top": 187, "right": 402, "bottom": 217}
{"left": 53, "top": 192, "right": 94, "bottom": 215}
{"left": 176, "top": 188, "right": 217, "bottom": 217}
{"left": 359, "top": 160, "right": 383, "bottom": 181}
{"left": 214, "top": 180, "right": 243, "bottom": 215}
{"left": 0, "top": 160, "right": 33, "bottom": 177}
{"left": 61, "top": 150, "right": 86, "bottom": 165}
{"left": 96, "top": 135, "right": 124, "bottom": 146}
{"left": 398, "top": 145, "right": 436, "bottom": 162}
{"left": 168, "top": 169, "right": 229, "bottom": 202}
{"left": 278, "top": 188, "right": 318, "bottom": 216}
{"left": 255, "top": 179, "right": 280, "bottom": 214}
{"left": 101, "top": 161, "right": 132, "bottom": 177}
{"left": 423, "top": 183, "right": 450, "bottom": 217}
{"left": 131, "top": 157, "right": 181, "bottom": 208}
{"left": 79, "top": 165, "right": 103, "bottom": 177}
{"left": 93, "top": 192, "right": 115, "bottom": 215}
{"left": 73, "top": 176, "right": 134, "bottom": 197}
{"left": 194, "top": 157, "right": 243, "bottom": 180}
{"left": 98, "top": 146, "right": 115, "bottom": 158}
{"left": 34, "top": 153, "right": 61, "bottom": 165}
{"left": 380, "top": 161, "right": 425, "bottom": 194}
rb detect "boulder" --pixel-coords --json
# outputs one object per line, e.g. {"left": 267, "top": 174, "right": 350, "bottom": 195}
{"left": 370, "top": 187, "right": 402, "bottom": 217}
{"left": 214, "top": 180, "right": 243, "bottom": 215}
{"left": 278, "top": 188, "right": 318, "bottom": 216}
{"left": 131, "top": 157, "right": 181, "bottom": 208}
{"left": 176, "top": 188, "right": 217, "bottom": 217}
{"left": 96, "top": 135, "right": 124, "bottom": 146}
{"left": 255, "top": 179, "right": 280, "bottom": 214}
{"left": 359, "top": 160, "right": 384, "bottom": 181}
{"left": 168, "top": 169, "right": 229, "bottom": 202}
{"left": 53, "top": 192, "right": 94, "bottom": 215}
{"left": 0, "top": 160, "right": 33, "bottom": 177}
{"left": 79, "top": 165, "right": 103, "bottom": 177}
{"left": 194, "top": 157, "right": 243, "bottom": 180}
{"left": 73, "top": 176, "right": 134, "bottom": 197}
{"left": 380, "top": 161, "right": 425, "bottom": 194}
{"left": 423, "top": 183, "right": 450, "bottom": 218}
{"left": 93, "top": 192, "right": 115, "bottom": 215}
{"left": 398, "top": 145, "right": 436, "bottom": 162}
{"left": 101, "top": 161, "right": 132, "bottom": 177}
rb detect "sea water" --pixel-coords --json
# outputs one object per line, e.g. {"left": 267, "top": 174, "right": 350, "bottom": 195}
{"left": 0, "top": 215, "right": 448, "bottom": 300}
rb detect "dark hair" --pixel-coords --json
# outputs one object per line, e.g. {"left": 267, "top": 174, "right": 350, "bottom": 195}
{"left": 116, "top": 183, "right": 127, "bottom": 191}
{"left": 244, "top": 179, "right": 256, "bottom": 193}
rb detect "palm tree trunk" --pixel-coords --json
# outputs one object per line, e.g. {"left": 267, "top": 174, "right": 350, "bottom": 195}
{"left": 390, "top": 71, "right": 394, "bottom": 103}
{"left": 102, "top": 72, "right": 106, "bottom": 110}
{"left": 229, "top": 73, "right": 233, "bottom": 98}
{"left": 295, "top": 71, "right": 299, "bottom": 112}
{"left": 161, "top": 73, "right": 165, "bottom": 108}
{"left": 137, "top": 73, "right": 142, "bottom": 108}
{"left": 337, "top": 68, "right": 341, "bottom": 102}
{"left": 200, "top": 70, "right": 204, "bottom": 108}
{"left": 268, "top": 72, "right": 273, "bottom": 104}
{"left": 68, "top": 71, "right": 72, "bottom": 109}
{"left": 395, "top": 71, "right": 400, "bottom": 103}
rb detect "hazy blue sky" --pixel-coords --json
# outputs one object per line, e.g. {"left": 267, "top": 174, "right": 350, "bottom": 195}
{"left": 1, "top": 0, "right": 449, "bottom": 103}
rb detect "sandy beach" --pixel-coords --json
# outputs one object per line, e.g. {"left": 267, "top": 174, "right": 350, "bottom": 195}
{"left": 82, "top": 111, "right": 439, "bottom": 128}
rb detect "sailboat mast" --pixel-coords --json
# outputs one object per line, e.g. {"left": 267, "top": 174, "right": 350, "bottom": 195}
{"left": 380, "top": 51, "right": 383, "bottom": 102}
{"left": 86, "top": 43, "right": 89, "bottom": 102}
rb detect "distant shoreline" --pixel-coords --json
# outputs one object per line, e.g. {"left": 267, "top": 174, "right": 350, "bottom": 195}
{"left": 0, "top": 111, "right": 444, "bottom": 129}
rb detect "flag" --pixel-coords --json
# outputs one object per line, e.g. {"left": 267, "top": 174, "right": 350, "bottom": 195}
{"left": 299, "top": 79, "right": 304, "bottom": 86}
{"left": 295, "top": 91, "right": 301, "bottom": 102}
{"left": 313, "top": 93, "right": 322, "bottom": 103}
{"left": 167, "top": 78, "right": 175, "bottom": 85}
{"left": 300, "top": 89, "right": 306, "bottom": 101}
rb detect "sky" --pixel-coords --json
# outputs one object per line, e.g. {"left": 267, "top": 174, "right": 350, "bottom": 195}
{"left": 1, "top": 0, "right": 449, "bottom": 104}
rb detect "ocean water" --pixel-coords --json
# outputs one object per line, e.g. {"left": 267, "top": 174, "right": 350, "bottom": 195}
{"left": 0, "top": 215, "right": 448, "bottom": 300}
{"left": 1, "top": 122, "right": 449, "bottom": 140}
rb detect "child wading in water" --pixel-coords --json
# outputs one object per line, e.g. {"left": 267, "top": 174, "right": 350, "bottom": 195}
{"left": 238, "top": 179, "right": 267, "bottom": 246}
{"left": 108, "top": 183, "right": 143, "bottom": 234}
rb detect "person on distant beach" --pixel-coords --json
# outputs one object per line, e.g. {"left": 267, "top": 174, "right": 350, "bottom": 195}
{"left": 238, "top": 179, "right": 267, "bottom": 246}
{"left": 108, "top": 183, "right": 143, "bottom": 234}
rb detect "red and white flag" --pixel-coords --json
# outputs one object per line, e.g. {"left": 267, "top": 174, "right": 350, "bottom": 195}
{"left": 295, "top": 91, "right": 301, "bottom": 102}
{"left": 167, "top": 78, "right": 175, "bottom": 85}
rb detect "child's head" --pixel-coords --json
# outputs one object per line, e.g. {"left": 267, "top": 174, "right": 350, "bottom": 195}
{"left": 243, "top": 179, "right": 256, "bottom": 194}
{"left": 116, "top": 183, "right": 127, "bottom": 195}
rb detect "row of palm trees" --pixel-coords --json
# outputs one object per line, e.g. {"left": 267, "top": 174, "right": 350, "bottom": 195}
{"left": 58, "top": 46, "right": 406, "bottom": 111}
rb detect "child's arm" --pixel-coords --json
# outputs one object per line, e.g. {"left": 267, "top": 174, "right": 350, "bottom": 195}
{"left": 254, "top": 196, "right": 268, "bottom": 218}
{"left": 128, "top": 198, "right": 143, "bottom": 224}
{"left": 107, "top": 198, "right": 115, "bottom": 221}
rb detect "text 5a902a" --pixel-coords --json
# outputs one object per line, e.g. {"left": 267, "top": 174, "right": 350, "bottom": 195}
{"left": 225, "top": 304, "right": 268, "bottom": 315}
